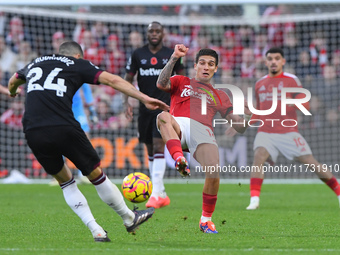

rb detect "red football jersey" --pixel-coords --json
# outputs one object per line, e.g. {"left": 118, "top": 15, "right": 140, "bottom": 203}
{"left": 254, "top": 72, "right": 303, "bottom": 133}
{"left": 169, "top": 75, "right": 233, "bottom": 130}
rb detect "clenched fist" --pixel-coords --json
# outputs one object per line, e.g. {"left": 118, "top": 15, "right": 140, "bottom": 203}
{"left": 173, "top": 44, "right": 189, "bottom": 58}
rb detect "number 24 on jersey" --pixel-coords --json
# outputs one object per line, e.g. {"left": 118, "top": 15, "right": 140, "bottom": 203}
{"left": 27, "top": 67, "right": 67, "bottom": 97}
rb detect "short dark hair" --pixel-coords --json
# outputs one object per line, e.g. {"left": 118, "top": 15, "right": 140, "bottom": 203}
{"left": 59, "top": 41, "right": 84, "bottom": 57}
{"left": 195, "top": 49, "right": 219, "bottom": 66}
{"left": 265, "top": 47, "right": 284, "bottom": 57}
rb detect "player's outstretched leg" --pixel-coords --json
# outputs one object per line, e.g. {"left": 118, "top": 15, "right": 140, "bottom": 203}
{"left": 91, "top": 171, "right": 154, "bottom": 233}
{"left": 157, "top": 111, "right": 190, "bottom": 178}
{"left": 60, "top": 177, "right": 111, "bottom": 242}
{"left": 125, "top": 207, "right": 155, "bottom": 233}
{"left": 175, "top": 156, "right": 190, "bottom": 177}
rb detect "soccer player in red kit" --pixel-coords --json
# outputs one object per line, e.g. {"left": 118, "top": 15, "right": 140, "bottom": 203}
{"left": 156, "top": 44, "right": 251, "bottom": 233}
{"left": 246, "top": 47, "right": 340, "bottom": 210}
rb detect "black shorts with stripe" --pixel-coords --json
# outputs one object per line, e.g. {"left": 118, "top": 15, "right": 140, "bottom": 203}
{"left": 25, "top": 125, "right": 100, "bottom": 176}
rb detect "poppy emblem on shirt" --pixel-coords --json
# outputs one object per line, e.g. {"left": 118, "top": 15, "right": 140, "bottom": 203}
{"left": 150, "top": 57, "right": 158, "bottom": 65}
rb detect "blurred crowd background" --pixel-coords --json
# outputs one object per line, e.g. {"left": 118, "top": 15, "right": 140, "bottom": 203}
{"left": 0, "top": 4, "right": 339, "bottom": 179}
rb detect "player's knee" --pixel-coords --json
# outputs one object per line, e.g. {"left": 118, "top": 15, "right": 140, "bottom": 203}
{"left": 157, "top": 111, "right": 171, "bottom": 127}
{"left": 87, "top": 166, "right": 103, "bottom": 181}
{"left": 253, "top": 147, "right": 270, "bottom": 163}
{"left": 296, "top": 154, "right": 315, "bottom": 164}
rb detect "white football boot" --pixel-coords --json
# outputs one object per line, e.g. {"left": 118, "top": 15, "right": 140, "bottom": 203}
{"left": 246, "top": 196, "right": 260, "bottom": 210}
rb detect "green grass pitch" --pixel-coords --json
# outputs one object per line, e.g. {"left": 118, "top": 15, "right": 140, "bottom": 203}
{"left": 1, "top": 183, "right": 340, "bottom": 255}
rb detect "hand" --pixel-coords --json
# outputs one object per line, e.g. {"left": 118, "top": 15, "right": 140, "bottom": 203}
{"left": 244, "top": 106, "right": 252, "bottom": 116}
{"left": 244, "top": 100, "right": 252, "bottom": 116}
{"left": 124, "top": 101, "right": 133, "bottom": 121}
{"left": 9, "top": 87, "right": 22, "bottom": 98}
{"left": 173, "top": 44, "right": 189, "bottom": 58}
{"left": 144, "top": 97, "right": 170, "bottom": 112}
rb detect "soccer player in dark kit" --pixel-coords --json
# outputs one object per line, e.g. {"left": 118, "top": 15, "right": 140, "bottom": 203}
{"left": 7, "top": 41, "right": 169, "bottom": 242}
{"left": 124, "top": 21, "right": 185, "bottom": 209}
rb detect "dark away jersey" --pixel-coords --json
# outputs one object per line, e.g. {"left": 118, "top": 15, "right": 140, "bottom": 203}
{"left": 126, "top": 44, "right": 184, "bottom": 113}
{"left": 16, "top": 54, "right": 103, "bottom": 132}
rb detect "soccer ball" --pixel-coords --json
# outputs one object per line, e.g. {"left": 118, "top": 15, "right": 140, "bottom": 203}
{"left": 121, "top": 172, "right": 152, "bottom": 203}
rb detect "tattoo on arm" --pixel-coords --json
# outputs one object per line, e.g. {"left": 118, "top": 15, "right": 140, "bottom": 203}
{"left": 157, "top": 56, "right": 179, "bottom": 89}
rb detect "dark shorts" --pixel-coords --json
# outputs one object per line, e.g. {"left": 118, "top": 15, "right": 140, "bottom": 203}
{"left": 138, "top": 111, "right": 162, "bottom": 144}
{"left": 25, "top": 125, "right": 100, "bottom": 176}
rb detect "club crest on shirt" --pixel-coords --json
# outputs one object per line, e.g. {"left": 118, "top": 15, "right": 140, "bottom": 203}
{"left": 259, "top": 85, "right": 266, "bottom": 91}
{"left": 180, "top": 87, "right": 216, "bottom": 104}
{"left": 162, "top": 58, "right": 168, "bottom": 65}
{"left": 278, "top": 81, "right": 284, "bottom": 90}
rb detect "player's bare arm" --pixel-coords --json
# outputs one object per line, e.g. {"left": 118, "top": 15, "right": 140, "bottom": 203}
{"left": 8, "top": 73, "right": 25, "bottom": 97}
{"left": 1, "top": 85, "right": 22, "bottom": 97}
{"left": 0, "top": 85, "right": 10, "bottom": 95}
{"left": 99, "top": 71, "right": 169, "bottom": 112}
{"left": 156, "top": 56, "right": 178, "bottom": 91}
{"left": 157, "top": 44, "right": 189, "bottom": 92}
{"left": 123, "top": 73, "right": 135, "bottom": 120}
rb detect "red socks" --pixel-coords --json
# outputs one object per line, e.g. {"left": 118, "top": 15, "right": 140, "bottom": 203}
{"left": 202, "top": 193, "right": 217, "bottom": 217}
{"left": 166, "top": 139, "right": 183, "bottom": 160}
{"left": 250, "top": 178, "right": 263, "bottom": 197}
{"left": 325, "top": 177, "right": 340, "bottom": 196}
